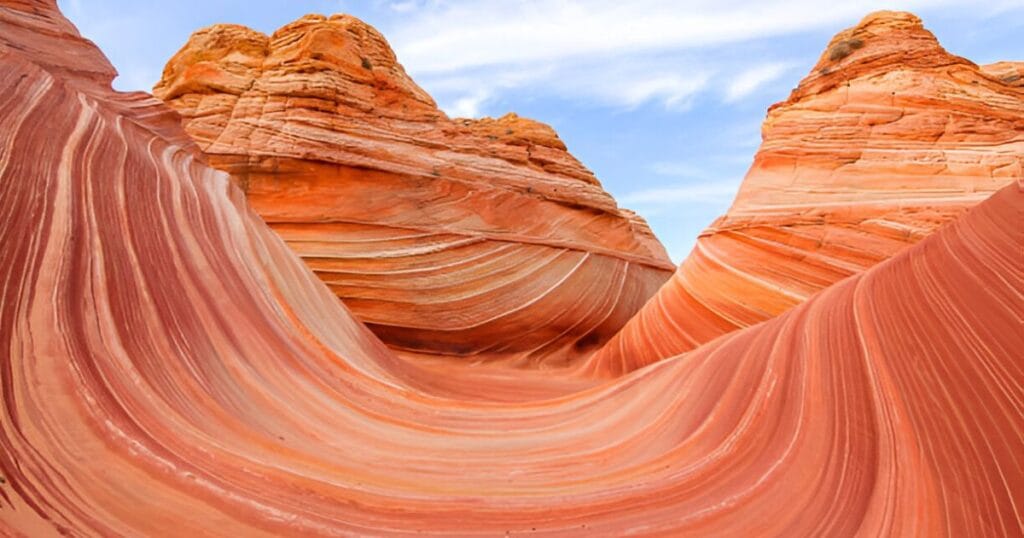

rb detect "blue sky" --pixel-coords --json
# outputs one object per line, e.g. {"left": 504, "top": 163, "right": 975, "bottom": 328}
{"left": 57, "top": 0, "right": 1024, "bottom": 261}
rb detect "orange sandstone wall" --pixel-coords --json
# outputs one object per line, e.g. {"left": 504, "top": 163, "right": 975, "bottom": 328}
{"left": 589, "top": 11, "right": 1024, "bottom": 375}
{"left": 2, "top": 3, "right": 1023, "bottom": 536}
{"left": 153, "top": 16, "right": 674, "bottom": 365}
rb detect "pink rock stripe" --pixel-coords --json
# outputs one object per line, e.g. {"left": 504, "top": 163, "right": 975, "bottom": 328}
{"left": 1, "top": 2, "right": 1022, "bottom": 536}
{"left": 152, "top": 15, "right": 674, "bottom": 366}
{"left": 589, "top": 11, "right": 1024, "bottom": 375}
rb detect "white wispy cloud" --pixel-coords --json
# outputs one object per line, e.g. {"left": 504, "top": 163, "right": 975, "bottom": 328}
{"left": 621, "top": 181, "right": 740, "bottom": 205}
{"left": 616, "top": 73, "right": 709, "bottom": 110}
{"left": 389, "top": 1, "right": 419, "bottom": 13}
{"left": 445, "top": 89, "right": 491, "bottom": 117}
{"left": 388, "top": 0, "right": 955, "bottom": 75}
{"left": 377, "top": 0, "right": 967, "bottom": 116}
{"left": 424, "top": 56, "right": 711, "bottom": 116}
{"left": 723, "top": 62, "right": 795, "bottom": 103}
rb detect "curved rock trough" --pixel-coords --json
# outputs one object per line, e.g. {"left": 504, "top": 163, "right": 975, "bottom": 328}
{"left": 1, "top": 2, "right": 1022, "bottom": 536}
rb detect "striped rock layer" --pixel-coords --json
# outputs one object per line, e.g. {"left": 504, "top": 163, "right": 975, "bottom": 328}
{"left": 589, "top": 11, "right": 1024, "bottom": 375}
{"left": 2, "top": 2, "right": 1023, "bottom": 537}
{"left": 151, "top": 16, "right": 674, "bottom": 365}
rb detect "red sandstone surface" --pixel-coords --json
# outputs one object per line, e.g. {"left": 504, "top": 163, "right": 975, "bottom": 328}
{"left": 589, "top": 11, "right": 1024, "bottom": 375}
{"left": 1, "top": 2, "right": 1022, "bottom": 536}
{"left": 152, "top": 15, "right": 674, "bottom": 365}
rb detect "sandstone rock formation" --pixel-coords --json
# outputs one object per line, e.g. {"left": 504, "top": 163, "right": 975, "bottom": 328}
{"left": 983, "top": 61, "right": 1024, "bottom": 87}
{"left": 2, "top": 2, "right": 1023, "bottom": 536}
{"left": 152, "top": 15, "right": 674, "bottom": 365}
{"left": 0, "top": 0, "right": 199, "bottom": 150}
{"left": 588, "top": 11, "right": 1024, "bottom": 375}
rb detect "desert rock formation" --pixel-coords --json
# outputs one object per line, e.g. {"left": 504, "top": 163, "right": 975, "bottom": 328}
{"left": 1, "top": 2, "right": 1022, "bottom": 536}
{"left": 153, "top": 15, "right": 674, "bottom": 365}
{"left": 589, "top": 11, "right": 1024, "bottom": 375}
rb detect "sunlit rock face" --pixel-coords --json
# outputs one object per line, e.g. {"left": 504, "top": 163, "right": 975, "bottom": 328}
{"left": 983, "top": 61, "right": 1024, "bottom": 87}
{"left": 2, "top": 2, "right": 1023, "bottom": 536}
{"left": 152, "top": 15, "right": 675, "bottom": 365}
{"left": 588, "top": 11, "right": 1024, "bottom": 375}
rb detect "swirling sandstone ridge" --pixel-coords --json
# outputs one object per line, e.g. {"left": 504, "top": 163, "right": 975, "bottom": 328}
{"left": 151, "top": 15, "right": 674, "bottom": 365}
{"left": 589, "top": 11, "right": 1024, "bottom": 375}
{"left": 2, "top": 2, "right": 1023, "bottom": 536}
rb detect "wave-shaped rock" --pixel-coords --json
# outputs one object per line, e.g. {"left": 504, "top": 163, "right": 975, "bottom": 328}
{"left": 589, "top": 11, "right": 1024, "bottom": 375}
{"left": 152, "top": 15, "right": 674, "bottom": 365}
{"left": 2, "top": 2, "right": 1022, "bottom": 536}
{"left": 982, "top": 61, "right": 1024, "bottom": 87}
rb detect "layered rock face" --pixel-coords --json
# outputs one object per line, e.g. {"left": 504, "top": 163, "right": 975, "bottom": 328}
{"left": 589, "top": 11, "right": 1024, "bottom": 375}
{"left": 152, "top": 15, "right": 674, "bottom": 364}
{"left": 0, "top": 0, "right": 199, "bottom": 149}
{"left": 983, "top": 61, "right": 1024, "bottom": 87}
{"left": 2, "top": 2, "right": 1024, "bottom": 536}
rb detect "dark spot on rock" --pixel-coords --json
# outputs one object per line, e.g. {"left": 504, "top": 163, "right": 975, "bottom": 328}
{"left": 361, "top": 56, "right": 373, "bottom": 70}
{"left": 574, "top": 331, "right": 603, "bottom": 351}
